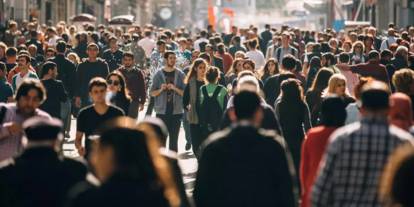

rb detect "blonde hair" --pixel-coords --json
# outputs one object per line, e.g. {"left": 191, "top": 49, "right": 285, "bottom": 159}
{"left": 323, "top": 73, "right": 350, "bottom": 97}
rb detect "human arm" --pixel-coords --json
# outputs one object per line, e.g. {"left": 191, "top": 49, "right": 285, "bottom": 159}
{"left": 75, "top": 131, "right": 85, "bottom": 157}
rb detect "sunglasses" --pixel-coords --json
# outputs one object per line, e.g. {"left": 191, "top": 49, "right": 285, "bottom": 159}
{"left": 107, "top": 80, "right": 120, "bottom": 86}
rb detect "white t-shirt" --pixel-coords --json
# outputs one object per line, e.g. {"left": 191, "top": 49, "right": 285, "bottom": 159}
{"left": 246, "top": 50, "right": 266, "bottom": 69}
{"left": 193, "top": 37, "right": 209, "bottom": 51}
{"left": 138, "top": 37, "right": 156, "bottom": 58}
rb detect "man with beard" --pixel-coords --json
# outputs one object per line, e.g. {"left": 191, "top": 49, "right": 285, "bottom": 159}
{"left": 0, "top": 79, "right": 51, "bottom": 161}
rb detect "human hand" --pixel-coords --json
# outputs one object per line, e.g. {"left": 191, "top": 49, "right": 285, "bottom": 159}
{"left": 5, "top": 123, "right": 23, "bottom": 136}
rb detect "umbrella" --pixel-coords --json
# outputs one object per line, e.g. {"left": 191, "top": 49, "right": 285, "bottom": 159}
{"left": 109, "top": 15, "right": 135, "bottom": 25}
{"left": 70, "top": 13, "right": 96, "bottom": 22}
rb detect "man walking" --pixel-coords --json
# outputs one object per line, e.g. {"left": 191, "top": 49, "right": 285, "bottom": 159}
{"left": 150, "top": 51, "right": 185, "bottom": 152}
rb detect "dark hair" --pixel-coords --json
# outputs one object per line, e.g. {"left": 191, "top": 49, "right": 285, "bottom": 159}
{"left": 310, "top": 68, "right": 334, "bottom": 92}
{"left": 243, "top": 59, "right": 255, "bottom": 70}
{"left": 322, "top": 52, "right": 336, "bottom": 66}
{"left": 380, "top": 49, "right": 393, "bottom": 59}
{"left": 198, "top": 52, "right": 211, "bottom": 62}
{"left": 368, "top": 50, "right": 380, "bottom": 60}
{"left": 280, "top": 78, "right": 303, "bottom": 103}
{"left": 184, "top": 58, "right": 207, "bottom": 84}
{"left": 262, "top": 58, "right": 279, "bottom": 78}
{"left": 248, "top": 39, "right": 258, "bottom": 49}
{"left": 200, "top": 30, "right": 207, "bottom": 37}
{"left": 122, "top": 52, "right": 134, "bottom": 59}
{"left": 15, "top": 79, "right": 46, "bottom": 103}
{"left": 232, "top": 36, "right": 241, "bottom": 44}
{"left": 217, "top": 43, "right": 226, "bottom": 54}
{"left": 164, "top": 51, "right": 175, "bottom": 59}
{"left": 144, "top": 30, "right": 151, "bottom": 37}
{"left": 320, "top": 96, "right": 347, "bottom": 127}
{"left": 40, "top": 61, "right": 57, "bottom": 78}
{"left": 87, "top": 43, "right": 99, "bottom": 50}
{"left": 56, "top": 41, "right": 67, "bottom": 53}
{"left": 361, "top": 81, "right": 390, "bottom": 111}
{"left": 205, "top": 66, "right": 220, "bottom": 83}
{"left": 309, "top": 56, "right": 321, "bottom": 70}
{"left": 107, "top": 71, "right": 131, "bottom": 102}
{"left": 0, "top": 62, "right": 6, "bottom": 73}
{"left": 156, "top": 40, "right": 166, "bottom": 46}
{"left": 18, "top": 54, "right": 31, "bottom": 63}
{"left": 234, "top": 91, "right": 261, "bottom": 120}
{"left": 338, "top": 52, "right": 350, "bottom": 63}
{"left": 6, "top": 47, "right": 17, "bottom": 57}
{"left": 88, "top": 77, "right": 107, "bottom": 92}
{"left": 281, "top": 55, "right": 297, "bottom": 70}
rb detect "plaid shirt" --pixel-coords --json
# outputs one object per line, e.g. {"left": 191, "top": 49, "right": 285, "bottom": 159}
{"left": 0, "top": 103, "right": 50, "bottom": 162}
{"left": 311, "top": 116, "right": 413, "bottom": 207}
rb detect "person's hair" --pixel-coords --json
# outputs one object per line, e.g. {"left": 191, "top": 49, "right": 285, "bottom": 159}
{"left": 236, "top": 75, "right": 260, "bottom": 94}
{"left": 88, "top": 77, "right": 107, "bottom": 92}
{"left": 324, "top": 73, "right": 349, "bottom": 96}
{"left": 322, "top": 52, "right": 336, "bottom": 66}
{"left": 217, "top": 43, "right": 226, "bottom": 54}
{"left": 56, "top": 41, "right": 67, "bottom": 53}
{"left": 380, "top": 49, "right": 393, "bottom": 59}
{"left": 243, "top": 59, "right": 255, "bottom": 70}
{"left": 198, "top": 52, "right": 211, "bottom": 63}
{"left": 310, "top": 68, "right": 334, "bottom": 92}
{"left": 280, "top": 78, "right": 304, "bottom": 103}
{"left": 361, "top": 80, "right": 390, "bottom": 111}
{"left": 226, "top": 58, "right": 244, "bottom": 76}
{"left": 232, "top": 35, "right": 241, "bottom": 44}
{"left": 281, "top": 55, "right": 296, "bottom": 71}
{"left": 392, "top": 68, "right": 414, "bottom": 95}
{"left": 87, "top": 43, "right": 99, "bottom": 50}
{"left": 144, "top": 30, "right": 151, "bottom": 37}
{"left": 156, "top": 40, "right": 166, "bottom": 46}
{"left": 352, "top": 41, "right": 365, "bottom": 53}
{"left": 380, "top": 143, "right": 414, "bottom": 207}
{"left": 40, "top": 61, "right": 57, "bottom": 78}
{"left": 367, "top": 50, "right": 380, "bottom": 60}
{"left": 107, "top": 71, "right": 131, "bottom": 102}
{"left": 200, "top": 30, "right": 207, "bottom": 37}
{"left": 338, "top": 52, "right": 350, "bottom": 63}
{"left": 353, "top": 77, "right": 374, "bottom": 100}
{"left": 18, "top": 54, "right": 31, "bottom": 63}
{"left": 260, "top": 58, "right": 279, "bottom": 79}
{"left": 122, "top": 52, "right": 134, "bottom": 60}
{"left": 6, "top": 47, "right": 17, "bottom": 57}
{"left": 309, "top": 56, "right": 321, "bottom": 70}
{"left": 184, "top": 58, "right": 207, "bottom": 84}
{"left": 164, "top": 51, "right": 175, "bottom": 59}
{"left": 320, "top": 96, "right": 347, "bottom": 127}
{"left": 248, "top": 39, "right": 258, "bottom": 49}
{"left": 15, "top": 79, "right": 46, "bottom": 103}
{"left": 97, "top": 117, "right": 181, "bottom": 207}
{"left": 67, "top": 52, "right": 80, "bottom": 64}
{"left": 205, "top": 66, "right": 220, "bottom": 84}
{"left": 233, "top": 91, "right": 261, "bottom": 120}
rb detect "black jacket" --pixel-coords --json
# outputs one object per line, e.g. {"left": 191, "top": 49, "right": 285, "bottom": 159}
{"left": 194, "top": 125, "right": 297, "bottom": 207}
{"left": 40, "top": 79, "right": 68, "bottom": 118}
{"left": 0, "top": 147, "right": 87, "bottom": 207}
{"left": 50, "top": 54, "right": 77, "bottom": 98}
{"left": 75, "top": 59, "right": 109, "bottom": 99}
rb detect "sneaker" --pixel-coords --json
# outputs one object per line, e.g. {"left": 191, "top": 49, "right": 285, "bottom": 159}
{"left": 185, "top": 143, "right": 191, "bottom": 151}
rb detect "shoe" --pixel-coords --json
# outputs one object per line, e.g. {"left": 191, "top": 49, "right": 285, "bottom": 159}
{"left": 185, "top": 143, "right": 191, "bottom": 151}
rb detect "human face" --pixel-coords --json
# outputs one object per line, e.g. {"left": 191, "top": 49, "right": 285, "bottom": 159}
{"left": 90, "top": 85, "right": 107, "bottom": 104}
{"left": 334, "top": 80, "right": 346, "bottom": 96}
{"left": 243, "top": 63, "right": 253, "bottom": 71}
{"left": 107, "top": 75, "right": 121, "bottom": 92}
{"left": 196, "top": 63, "right": 206, "bottom": 79}
{"left": 236, "top": 61, "right": 243, "bottom": 73}
{"left": 191, "top": 51, "right": 200, "bottom": 62}
{"left": 354, "top": 44, "right": 363, "bottom": 53}
{"left": 281, "top": 35, "right": 290, "bottom": 46}
{"left": 343, "top": 43, "right": 351, "bottom": 52}
{"left": 122, "top": 56, "right": 134, "bottom": 68}
{"left": 87, "top": 47, "right": 99, "bottom": 58}
{"left": 166, "top": 54, "right": 176, "bottom": 67}
{"left": 90, "top": 141, "right": 115, "bottom": 182}
{"left": 268, "top": 62, "right": 276, "bottom": 73}
{"left": 68, "top": 55, "right": 77, "bottom": 64}
{"left": 17, "top": 57, "right": 28, "bottom": 67}
{"left": 17, "top": 89, "right": 42, "bottom": 116}
{"left": 49, "top": 67, "right": 58, "bottom": 79}
{"left": 45, "top": 51, "right": 55, "bottom": 59}
{"left": 158, "top": 44, "right": 166, "bottom": 53}
{"left": 205, "top": 46, "right": 213, "bottom": 54}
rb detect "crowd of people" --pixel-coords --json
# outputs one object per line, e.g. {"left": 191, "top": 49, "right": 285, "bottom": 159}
{"left": 0, "top": 17, "right": 414, "bottom": 207}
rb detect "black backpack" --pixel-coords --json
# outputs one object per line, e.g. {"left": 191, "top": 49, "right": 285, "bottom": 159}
{"left": 199, "top": 86, "right": 223, "bottom": 133}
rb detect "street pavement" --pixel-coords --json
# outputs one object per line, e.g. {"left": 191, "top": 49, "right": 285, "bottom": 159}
{"left": 62, "top": 111, "right": 198, "bottom": 195}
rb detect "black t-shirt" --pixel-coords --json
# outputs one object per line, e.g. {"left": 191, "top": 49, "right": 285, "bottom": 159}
{"left": 163, "top": 70, "right": 175, "bottom": 115}
{"left": 77, "top": 105, "right": 124, "bottom": 155}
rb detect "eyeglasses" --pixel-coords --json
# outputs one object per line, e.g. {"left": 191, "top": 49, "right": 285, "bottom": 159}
{"left": 107, "top": 80, "right": 120, "bottom": 86}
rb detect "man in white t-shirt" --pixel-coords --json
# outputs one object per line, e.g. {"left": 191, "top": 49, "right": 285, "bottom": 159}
{"left": 193, "top": 30, "right": 209, "bottom": 52}
{"left": 138, "top": 30, "right": 156, "bottom": 58}
{"left": 245, "top": 39, "right": 265, "bottom": 70}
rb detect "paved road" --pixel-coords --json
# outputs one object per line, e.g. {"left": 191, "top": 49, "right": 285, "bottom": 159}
{"left": 62, "top": 112, "right": 198, "bottom": 195}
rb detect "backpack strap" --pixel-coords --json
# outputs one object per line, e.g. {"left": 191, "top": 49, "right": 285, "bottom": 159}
{"left": 211, "top": 86, "right": 222, "bottom": 99}
{"left": 202, "top": 86, "right": 209, "bottom": 100}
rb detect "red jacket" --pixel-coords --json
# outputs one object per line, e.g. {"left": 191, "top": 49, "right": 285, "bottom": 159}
{"left": 300, "top": 126, "right": 338, "bottom": 207}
